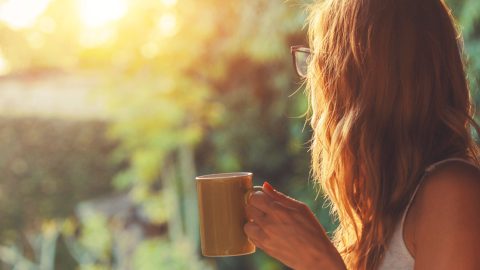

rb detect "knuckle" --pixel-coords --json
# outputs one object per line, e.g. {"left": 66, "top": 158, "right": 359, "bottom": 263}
{"left": 280, "top": 193, "right": 294, "bottom": 202}
{"left": 271, "top": 201, "right": 289, "bottom": 215}
{"left": 297, "top": 202, "right": 309, "bottom": 211}
{"left": 293, "top": 205, "right": 308, "bottom": 216}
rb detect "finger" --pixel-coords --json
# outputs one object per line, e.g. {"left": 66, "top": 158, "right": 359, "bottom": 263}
{"left": 243, "top": 222, "right": 268, "bottom": 247}
{"left": 247, "top": 191, "right": 276, "bottom": 214}
{"left": 263, "top": 182, "right": 306, "bottom": 210}
{"left": 249, "top": 211, "right": 271, "bottom": 229}
{"left": 245, "top": 204, "right": 266, "bottom": 222}
{"left": 270, "top": 201, "right": 294, "bottom": 220}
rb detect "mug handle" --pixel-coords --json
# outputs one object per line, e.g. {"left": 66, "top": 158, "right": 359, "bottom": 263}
{"left": 244, "top": 185, "right": 264, "bottom": 205}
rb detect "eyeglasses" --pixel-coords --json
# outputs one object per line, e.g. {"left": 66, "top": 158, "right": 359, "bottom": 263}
{"left": 290, "top": 45, "right": 312, "bottom": 78}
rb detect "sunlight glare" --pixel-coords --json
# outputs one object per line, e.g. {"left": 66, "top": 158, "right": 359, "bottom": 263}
{"left": 27, "top": 32, "right": 45, "bottom": 49}
{"left": 38, "top": 17, "right": 56, "bottom": 33}
{"left": 141, "top": 42, "right": 159, "bottom": 59}
{"left": 0, "top": 0, "right": 51, "bottom": 30}
{"left": 0, "top": 52, "right": 10, "bottom": 75}
{"left": 80, "top": 28, "right": 116, "bottom": 47}
{"left": 157, "top": 14, "right": 177, "bottom": 37}
{"left": 77, "top": 0, "right": 128, "bottom": 28}
{"left": 161, "top": 0, "right": 177, "bottom": 7}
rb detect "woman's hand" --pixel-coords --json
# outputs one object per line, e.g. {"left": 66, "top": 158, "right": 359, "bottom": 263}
{"left": 244, "top": 182, "right": 346, "bottom": 270}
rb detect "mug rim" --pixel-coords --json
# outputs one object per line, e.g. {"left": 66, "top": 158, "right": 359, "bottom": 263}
{"left": 196, "top": 172, "right": 252, "bottom": 180}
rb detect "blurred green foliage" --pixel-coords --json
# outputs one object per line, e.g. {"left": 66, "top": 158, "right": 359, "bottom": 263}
{"left": 132, "top": 238, "right": 212, "bottom": 270}
{"left": 455, "top": 0, "right": 480, "bottom": 106}
{"left": 0, "top": 117, "right": 118, "bottom": 268}
{"left": 0, "top": 0, "right": 478, "bottom": 269}
{"left": 100, "top": 1, "right": 330, "bottom": 269}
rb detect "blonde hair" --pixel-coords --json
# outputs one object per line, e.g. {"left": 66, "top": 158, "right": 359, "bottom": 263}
{"left": 307, "top": 0, "right": 480, "bottom": 269}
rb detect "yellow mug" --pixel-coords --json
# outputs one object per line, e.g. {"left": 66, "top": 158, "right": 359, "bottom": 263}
{"left": 196, "top": 172, "right": 263, "bottom": 257}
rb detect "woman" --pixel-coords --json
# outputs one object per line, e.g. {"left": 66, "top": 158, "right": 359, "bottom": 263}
{"left": 244, "top": 0, "right": 480, "bottom": 269}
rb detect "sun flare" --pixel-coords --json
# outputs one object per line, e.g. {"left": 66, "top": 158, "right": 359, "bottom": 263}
{"left": 0, "top": 0, "right": 51, "bottom": 30}
{"left": 77, "top": 0, "right": 128, "bottom": 28}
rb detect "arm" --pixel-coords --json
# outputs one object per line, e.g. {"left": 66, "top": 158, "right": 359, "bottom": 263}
{"left": 414, "top": 162, "right": 480, "bottom": 270}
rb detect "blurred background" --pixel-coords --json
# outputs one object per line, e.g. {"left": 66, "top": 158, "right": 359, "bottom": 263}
{"left": 0, "top": 0, "right": 478, "bottom": 269}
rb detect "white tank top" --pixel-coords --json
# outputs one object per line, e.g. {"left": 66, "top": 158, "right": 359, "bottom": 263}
{"left": 377, "top": 157, "right": 478, "bottom": 270}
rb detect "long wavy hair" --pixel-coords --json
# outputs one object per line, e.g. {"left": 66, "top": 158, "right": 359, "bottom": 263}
{"left": 306, "top": 0, "right": 480, "bottom": 269}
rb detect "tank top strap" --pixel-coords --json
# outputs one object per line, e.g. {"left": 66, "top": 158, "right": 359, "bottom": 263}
{"left": 400, "top": 157, "right": 478, "bottom": 225}
{"left": 424, "top": 157, "right": 478, "bottom": 174}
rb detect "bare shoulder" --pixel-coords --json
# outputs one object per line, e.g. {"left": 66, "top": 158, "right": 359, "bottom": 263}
{"left": 413, "top": 160, "right": 480, "bottom": 270}
{"left": 420, "top": 160, "right": 480, "bottom": 199}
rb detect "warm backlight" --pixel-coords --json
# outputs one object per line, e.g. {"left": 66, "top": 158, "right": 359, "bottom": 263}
{"left": 0, "top": 52, "right": 9, "bottom": 75}
{"left": 157, "top": 13, "right": 177, "bottom": 37}
{"left": 77, "top": 0, "right": 128, "bottom": 28}
{"left": 0, "top": 0, "right": 51, "bottom": 29}
{"left": 161, "top": 0, "right": 177, "bottom": 7}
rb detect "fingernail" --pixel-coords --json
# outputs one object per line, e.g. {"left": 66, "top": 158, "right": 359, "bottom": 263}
{"left": 263, "top": 181, "right": 274, "bottom": 192}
